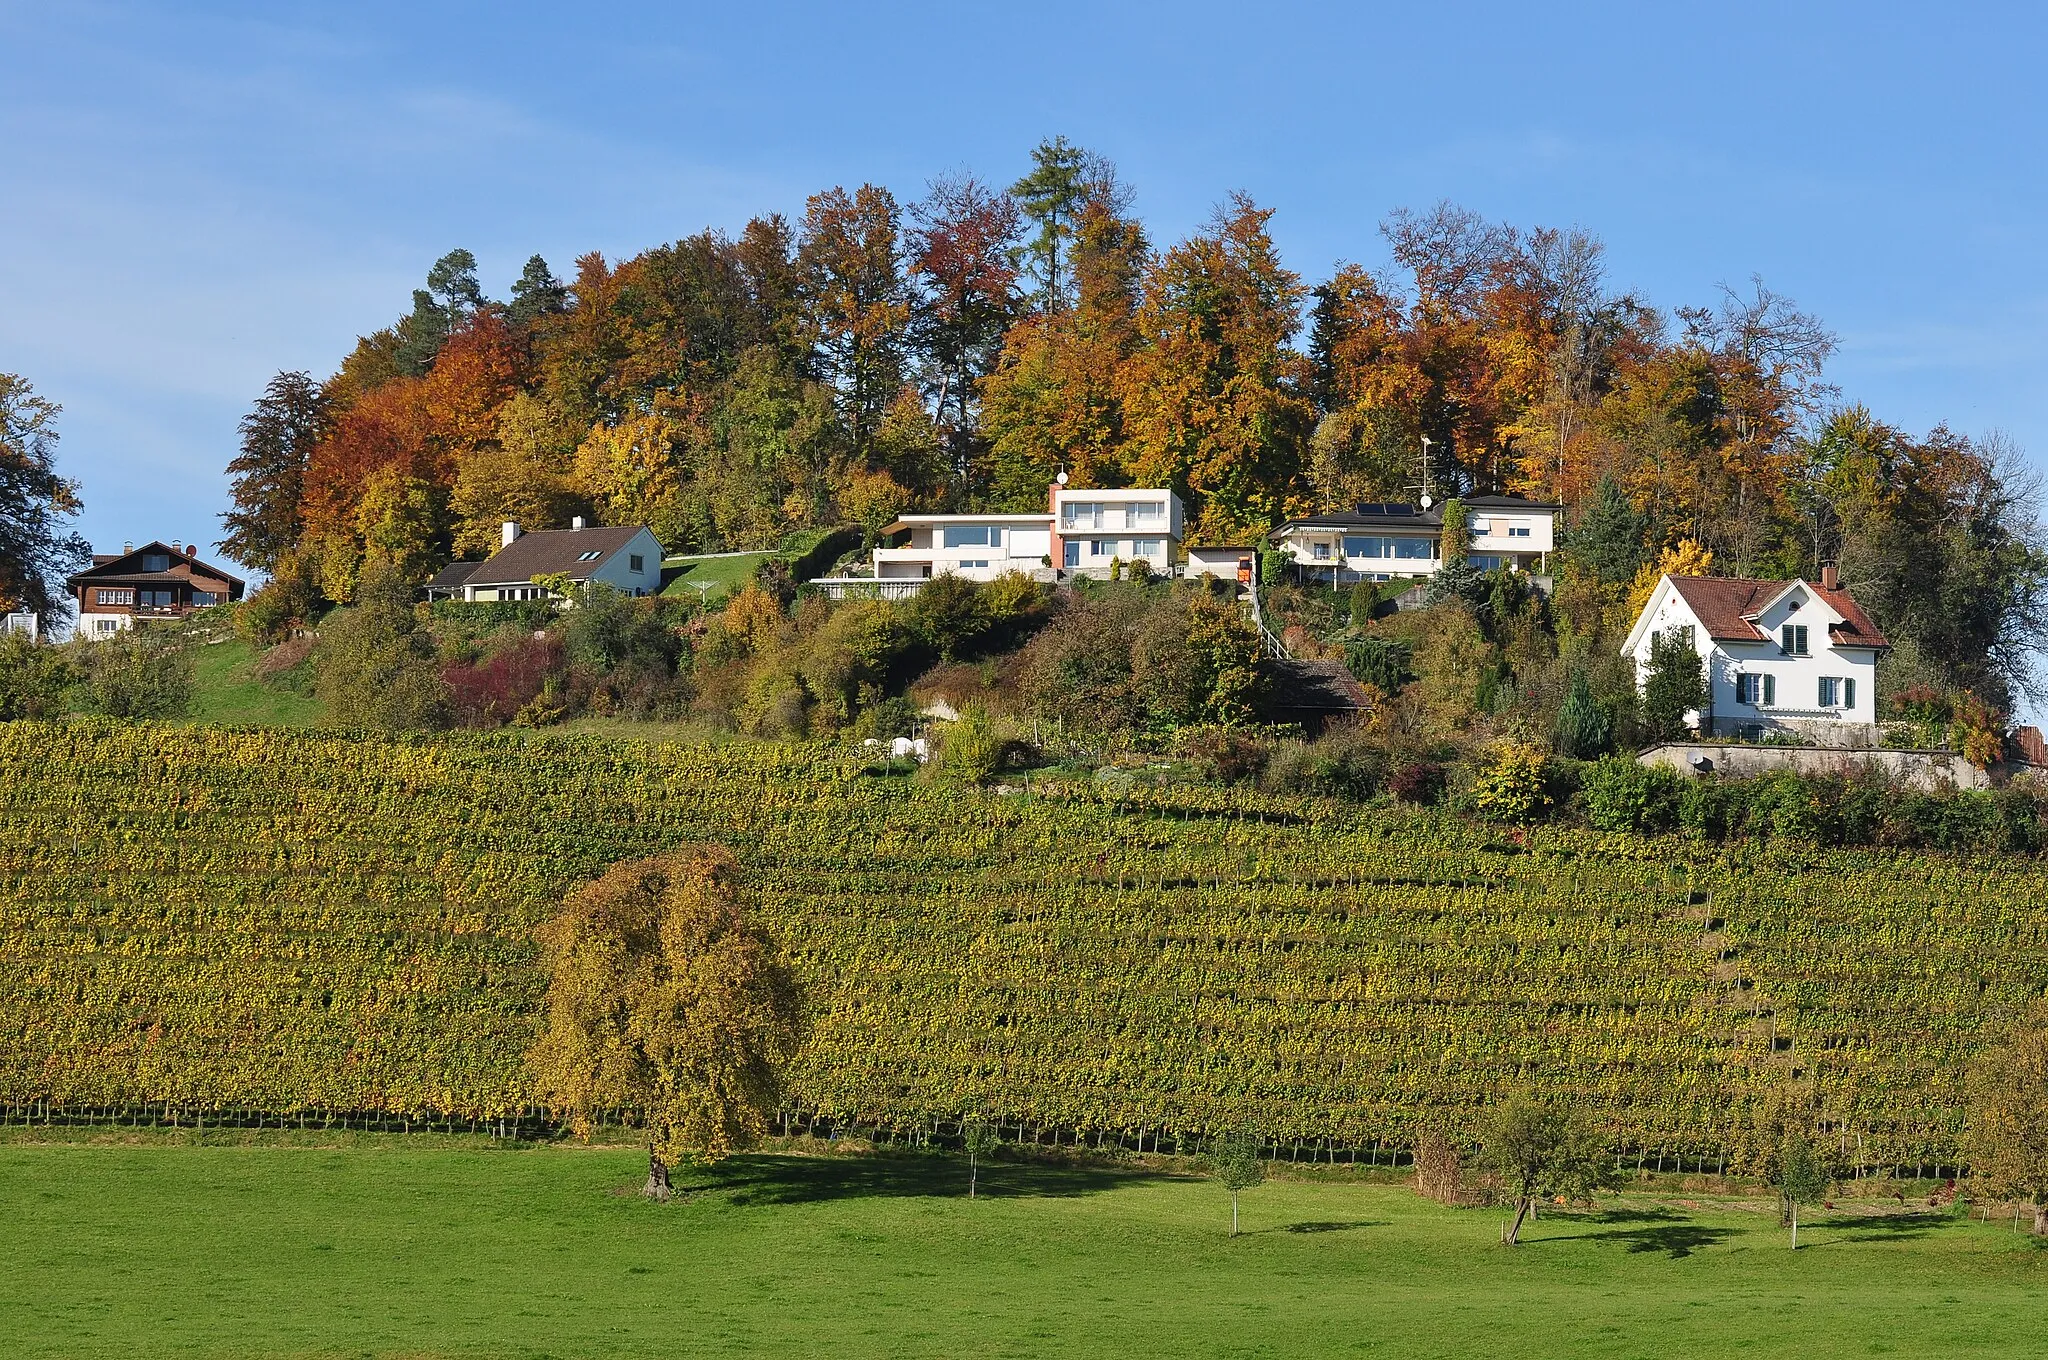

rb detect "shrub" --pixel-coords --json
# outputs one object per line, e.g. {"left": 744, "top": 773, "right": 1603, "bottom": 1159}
{"left": 442, "top": 636, "right": 566, "bottom": 728}
{"left": 0, "top": 633, "right": 76, "bottom": 719}
{"left": 1389, "top": 761, "right": 1447, "bottom": 806}
{"left": 1183, "top": 727, "right": 1270, "bottom": 785}
{"left": 1470, "top": 742, "right": 1552, "bottom": 823}
{"left": 1345, "top": 638, "right": 1413, "bottom": 695}
{"left": 77, "top": 629, "right": 193, "bottom": 720}
{"left": 312, "top": 562, "right": 450, "bottom": 730}
{"left": 933, "top": 709, "right": 1010, "bottom": 785}
{"left": 1580, "top": 757, "right": 1680, "bottom": 834}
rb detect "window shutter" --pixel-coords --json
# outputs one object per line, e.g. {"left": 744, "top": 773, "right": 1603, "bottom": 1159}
{"left": 1845, "top": 677, "right": 1856, "bottom": 710}
{"left": 1763, "top": 674, "right": 1776, "bottom": 706}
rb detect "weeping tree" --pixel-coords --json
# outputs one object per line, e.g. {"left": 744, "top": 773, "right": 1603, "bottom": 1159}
{"left": 1480, "top": 1093, "right": 1619, "bottom": 1245}
{"left": 528, "top": 847, "right": 805, "bottom": 1199}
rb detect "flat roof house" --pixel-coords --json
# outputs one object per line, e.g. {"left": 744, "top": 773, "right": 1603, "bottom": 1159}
{"left": 822, "top": 483, "right": 1187, "bottom": 598}
{"left": 431, "top": 519, "right": 664, "bottom": 602}
{"left": 67, "top": 540, "right": 246, "bottom": 636}
{"left": 1623, "top": 567, "right": 1889, "bottom": 746}
{"left": 1269, "top": 495, "right": 1560, "bottom": 585}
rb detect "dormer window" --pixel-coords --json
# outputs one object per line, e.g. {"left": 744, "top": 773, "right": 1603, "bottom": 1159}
{"left": 1780, "top": 624, "right": 1809, "bottom": 656}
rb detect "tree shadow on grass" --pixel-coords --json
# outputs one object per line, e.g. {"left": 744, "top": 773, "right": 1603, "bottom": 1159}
{"left": 1810, "top": 1212, "right": 1949, "bottom": 1245}
{"left": 1276, "top": 1220, "right": 1385, "bottom": 1234}
{"left": 1582, "top": 1207, "right": 1685, "bottom": 1225}
{"left": 707, "top": 1154, "right": 1156, "bottom": 1207}
{"left": 1565, "top": 1224, "right": 1736, "bottom": 1258}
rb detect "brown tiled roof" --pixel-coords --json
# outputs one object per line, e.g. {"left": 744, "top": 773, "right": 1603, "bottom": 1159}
{"left": 465, "top": 526, "right": 650, "bottom": 586}
{"left": 1666, "top": 575, "right": 1887, "bottom": 648}
{"left": 68, "top": 541, "right": 244, "bottom": 591}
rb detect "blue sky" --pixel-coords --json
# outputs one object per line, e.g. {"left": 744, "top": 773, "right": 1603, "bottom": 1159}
{"left": 5, "top": 0, "right": 2045, "bottom": 561}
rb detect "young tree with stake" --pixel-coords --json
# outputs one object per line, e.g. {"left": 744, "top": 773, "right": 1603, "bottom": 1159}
{"left": 1209, "top": 1126, "right": 1265, "bottom": 1237}
{"left": 1778, "top": 1128, "right": 1829, "bottom": 1248}
{"left": 961, "top": 1114, "right": 999, "bottom": 1201}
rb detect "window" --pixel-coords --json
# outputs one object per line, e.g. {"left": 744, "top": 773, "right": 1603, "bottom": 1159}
{"left": 192, "top": 591, "right": 217, "bottom": 607}
{"left": 1737, "top": 673, "right": 1776, "bottom": 706}
{"left": 1819, "top": 677, "right": 1857, "bottom": 709}
{"left": 959, "top": 559, "right": 989, "bottom": 569}
{"left": 1312, "top": 542, "right": 1331, "bottom": 560}
{"left": 1780, "top": 623, "right": 1809, "bottom": 656}
{"left": 141, "top": 553, "right": 169, "bottom": 573}
{"left": 1340, "top": 535, "right": 1434, "bottom": 560}
{"left": 1508, "top": 524, "right": 1532, "bottom": 538}
{"left": 139, "top": 590, "right": 174, "bottom": 608}
{"left": 1469, "top": 554, "right": 1505, "bottom": 572}
{"left": 1061, "top": 502, "right": 1103, "bottom": 530}
{"left": 1134, "top": 539, "right": 1164, "bottom": 557}
{"left": 95, "top": 589, "right": 134, "bottom": 606}
{"left": 576, "top": 550, "right": 602, "bottom": 562}
{"left": 1090, "top": 539, "right": 1108, "bottom": 557}
{"left": 942, "top": 525, "right": 1002, "bottom": 549}
{"left": 629, "top": 554, "right": 645, "bottom": 573}
{"left": 1128, "top": 500, "right": 1165, "bottom": 527}
{"left": 95, "top": 618, "right": 119, "bottom": 634}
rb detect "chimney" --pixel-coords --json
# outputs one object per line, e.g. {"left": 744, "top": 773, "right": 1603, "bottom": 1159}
{"left": 502, "top": 521, "right": 521, "bottom": 548}
{"left": 122, "top": 541, "right": 132, "bottom": 555}
{"left": 572, "top": 516, "right": 586, "bottom": 531}
{"left": 1821, "top": 563, "right": 1839, "bottom": 591}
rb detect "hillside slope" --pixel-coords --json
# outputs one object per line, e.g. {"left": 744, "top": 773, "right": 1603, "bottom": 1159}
{"left": 3, "top": 722, "right": 2043, "bottom": 1168}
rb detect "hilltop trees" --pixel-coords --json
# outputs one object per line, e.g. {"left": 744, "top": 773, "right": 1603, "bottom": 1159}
{"left": 221, "top": 371, "right": 328, "bottom": 573}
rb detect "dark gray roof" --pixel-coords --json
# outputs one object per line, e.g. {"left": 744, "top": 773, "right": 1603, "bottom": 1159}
{"left": 426, "top": 560, "right": 480, "bottom": 591}
{"left": 465, "top": 526, "right": 653, "bottom": 586}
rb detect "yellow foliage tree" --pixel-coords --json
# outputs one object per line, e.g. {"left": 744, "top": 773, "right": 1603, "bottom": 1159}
{"left": 1625, "top": 538, "right": 1715, "bottom": 618}
{"left": 527, "top": 848, "right": 805, "bottom": 1189}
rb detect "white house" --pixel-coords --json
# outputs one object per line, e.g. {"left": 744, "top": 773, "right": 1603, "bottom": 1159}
{"left": 430, "top": 519, "right": 665, "bottom": 602}
{"left": 1622, "top": 568, "right": 1889, "bottom": 745}
{"left": 832, "top": 484, "right": 1186, "bottom": 596}
{"left": 1269, "top": 494, "right": 1559, "bottom": 585}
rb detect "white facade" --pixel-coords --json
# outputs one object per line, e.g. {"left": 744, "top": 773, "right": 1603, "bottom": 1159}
{"left": 870, "top": 487, "right": 1186, "bottom": 587}
{"left": 1186, "top": 547, "right": 1256, "bottom": 583}
{"left": 462, "top": 525, "right": 666, "bottom": 601}
{"left": 1273, "top": 496, "right": 1559, "bottom": 584}
{"left": 873, "top": 514, "right": 1058, "bottom": 583}
{"left": 1624, "top": 574, "right": 1886, "bottom": 745}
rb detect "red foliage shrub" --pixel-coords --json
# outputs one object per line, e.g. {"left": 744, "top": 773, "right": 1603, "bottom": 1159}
{"left": 1389, "top": 761, "right": 1447, "bottom": 806}
{"left": 442, "top": 636, "right": 565, "bottom": 727}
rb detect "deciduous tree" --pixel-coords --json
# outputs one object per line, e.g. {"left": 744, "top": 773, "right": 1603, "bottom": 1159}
{"left": 1968, "top": 1006, "right": 2048, "bottom": 1235}
{"left": 0, "top": 374, "right": 90, "bottom": 620}
{"left": 1480, "top": 1092, "right": 1617, "bottom": 1245}
{"left": 527, "top": 847, "right": 805, "bottom": 1189}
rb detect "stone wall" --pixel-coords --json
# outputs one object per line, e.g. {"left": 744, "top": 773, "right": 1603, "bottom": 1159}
{"left": 1637, "top": 742, "right": 2005, "bottom": 792}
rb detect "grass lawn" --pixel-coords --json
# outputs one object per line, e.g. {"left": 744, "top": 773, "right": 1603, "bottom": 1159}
{"left": 182, "top": 638, "right": 325, "bottom": 726}
{"left": 660, "top": 553, "right": 777, "bottom": 603}
{"left": 3, "top": 1135, "right": 2045, "bottom": 1358}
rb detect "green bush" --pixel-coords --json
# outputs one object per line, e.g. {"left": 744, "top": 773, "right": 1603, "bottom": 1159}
{"left": 1580, "top": 757, "right": 1681, "bottom": 834}
{"left": 0, "top": 634, "right": 76, "bottom": 719}
{"left": 429, "top": 599, "right": 558, "bottom": 631}
{"left": 77, "top": 629, "right": 193, "bottom": 720}
{"left": 1469, "top": 742, "right": 1552, "bottom": 823}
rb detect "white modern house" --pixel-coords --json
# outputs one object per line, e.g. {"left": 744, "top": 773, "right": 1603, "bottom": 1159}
{"left": 428, "top": 519, "right": 665, "bottom": 602}
{"left": 1623, "top": 568, "right": 1889, "bottom": 745}
{"left": 819, "top": 484, "right": 1187, "bottom": 597}
{"left": 1269, "top": 494, "right": 1559, "bottom": 584}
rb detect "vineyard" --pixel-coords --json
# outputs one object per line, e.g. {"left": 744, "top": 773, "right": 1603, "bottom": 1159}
{"left": 3, "top": 720, "right": 2046, "bottom": 1170}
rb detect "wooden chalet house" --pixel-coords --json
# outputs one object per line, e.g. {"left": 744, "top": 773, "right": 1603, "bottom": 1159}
{"left": 67, "top": 541, "right": 246, "bottom": 637}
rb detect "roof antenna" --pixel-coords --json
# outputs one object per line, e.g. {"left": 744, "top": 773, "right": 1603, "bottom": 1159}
{"left": 1418, "top": 436, "right": 1435, "bottom": 510}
